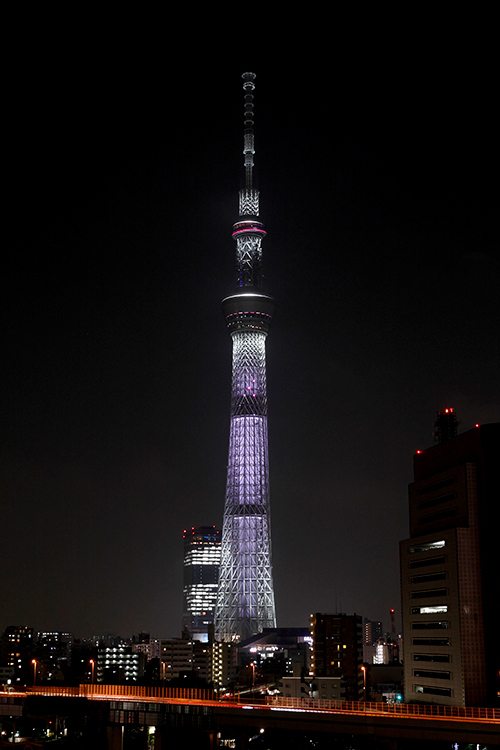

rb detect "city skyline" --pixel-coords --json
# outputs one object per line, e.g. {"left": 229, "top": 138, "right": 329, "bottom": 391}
{"left": 2, "top": 49, "right": 498, "bottom": 640}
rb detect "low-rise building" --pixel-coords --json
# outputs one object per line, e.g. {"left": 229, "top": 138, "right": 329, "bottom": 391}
{"left": 97, "top": 645, "right": 144, "bottom": 683}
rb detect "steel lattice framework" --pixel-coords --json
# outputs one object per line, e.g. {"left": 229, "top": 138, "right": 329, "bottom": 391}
{"left": 215, "top": 73, "right": 276, "bottom": 642}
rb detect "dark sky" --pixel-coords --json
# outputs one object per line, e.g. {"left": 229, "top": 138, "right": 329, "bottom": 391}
{"left": 2, "top": 33, "right": 498, "bottom": 640}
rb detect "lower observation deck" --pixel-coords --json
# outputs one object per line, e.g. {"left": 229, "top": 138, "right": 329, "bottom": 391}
{"left": 222, "top": 291, "right": 275, "bottom": 334}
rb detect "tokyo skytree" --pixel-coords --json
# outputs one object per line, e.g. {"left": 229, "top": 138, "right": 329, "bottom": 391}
{"left": 214, "top": 72, "right": 277, "bottom": 642}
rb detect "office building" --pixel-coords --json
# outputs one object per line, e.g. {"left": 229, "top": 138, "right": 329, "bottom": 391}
{"left": 400, "top": 418, "right": 499, "bottom": 706}
{"left": 160, "top": 636, "right": 211, "bottom": 683}
{"left": 363, "top": 619, "right": 383, "bottom": 645}
{"left": 183, "top": 526, "right": 221, "bottom": 642}
{"left": 36, "top": 631, "right": 73, "bottom": 682}
{"left": 160, "top": 638, "right": 194, "bottom": 682}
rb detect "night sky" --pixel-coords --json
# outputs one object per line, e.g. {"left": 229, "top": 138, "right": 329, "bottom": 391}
{"left": 2, "top": 34, "right": 498, "bottom": 640}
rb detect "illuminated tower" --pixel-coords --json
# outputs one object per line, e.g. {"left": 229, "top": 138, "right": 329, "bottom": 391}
{"left": 214, "top": 73, "right": 276, "bottom": 642}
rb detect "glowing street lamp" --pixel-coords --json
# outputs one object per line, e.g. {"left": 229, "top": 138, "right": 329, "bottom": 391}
{"left": 89, "top": 659, "right": 95, "bottom": 685}
{"left": 361, "top": 665, "right": 366, "bottom": 700}
{"left": 31, "top": 659, "right": 37, "bottom": 686}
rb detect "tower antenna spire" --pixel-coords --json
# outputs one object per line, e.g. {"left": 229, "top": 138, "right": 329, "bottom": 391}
{"left": 242, "top": 72, "right": 256, "bottom": 191}
{"left": 239, "top": 73, "right": 260, "bottom": 218}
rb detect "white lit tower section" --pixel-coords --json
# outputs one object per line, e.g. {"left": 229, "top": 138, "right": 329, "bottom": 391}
{"left": 215, "top": 73, "right": 277, "bottom": 642}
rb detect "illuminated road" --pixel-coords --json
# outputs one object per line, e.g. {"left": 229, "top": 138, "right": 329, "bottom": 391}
{"left": 14, "top": 685, "right": 498, "bottom": 721}
{"left": 2, "top": 686, "right": 499, "bottom": 746}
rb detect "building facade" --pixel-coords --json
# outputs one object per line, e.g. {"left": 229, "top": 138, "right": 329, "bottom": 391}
{"left": 96, "top": 645, "right": 144, "bottom": 684}
{"left": 211, "top": 641, "right": 238, "bottom": 692}
{"left": 400, "top": 419, "right": 499, "bottom": 707}
{"left": 160, "top": 636, "right": 212, "bottom": 683}
{"left": 215, "top": 73, "right": 276, "bottom": 642}
{"left": 280, "top": 675, "right": 343, "bottom": 702}
{"left": 36, "top": 631, "right": 73, "bottom": 682}
{"left": 309, "top": 613, "right": 363, "bottom": 701}
{"left": 1, "top": 626, "right": 34, "bottom": 685}
{"left": 183, "top": 526, "right": 221, "bottom": 642}
{"left": 363, "top": 619, "right": 383, "bottom": 645}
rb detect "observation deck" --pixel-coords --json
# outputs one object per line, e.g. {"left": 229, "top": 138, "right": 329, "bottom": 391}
{"left": 222, "top": 291, "right": 275, "bottom": 334}
{"left": 231, "top": 219, "right": 267, "bottom": 240}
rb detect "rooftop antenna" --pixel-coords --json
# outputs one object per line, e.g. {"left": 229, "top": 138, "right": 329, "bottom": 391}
{"left": 433, "top": 407, "right": 459, "bottom": 443}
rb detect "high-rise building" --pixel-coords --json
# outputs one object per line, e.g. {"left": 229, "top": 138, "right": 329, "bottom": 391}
{"left": 214, "top": 73, "right": 276, "bottom": 642}
{"left": 309, "top": 613, "right": 364, "bottom": 701}
{"left": 400, "top": 418, "right": 499, "bottom": 707}
{"left": 211, "top": 640, "right": 238, "bottom": 691}
{"left": 1, "top": 625, "right": 34, "bottom": 685}
{"left": 363, "top": 619, "right": 383, "bottom": 644}
{"left": 183, "top": 526, "right": 221, "bottom": 641}
{"left": 36, "top": 631, "right": 73, "bottom": 682}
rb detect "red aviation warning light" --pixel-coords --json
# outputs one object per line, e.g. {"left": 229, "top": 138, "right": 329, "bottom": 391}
{"left": 433, "top": 408, "right": 459, "bottom": 444}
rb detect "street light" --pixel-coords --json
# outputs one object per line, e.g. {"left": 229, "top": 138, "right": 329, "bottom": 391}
{"left": 89, "top": 659, "right": 95, "bottom": 685}
{"left": 361, "top": 665, "right": 366, "bottom": 701}
{"left": 31, "top": 660, "right": 37, "bottom": 686}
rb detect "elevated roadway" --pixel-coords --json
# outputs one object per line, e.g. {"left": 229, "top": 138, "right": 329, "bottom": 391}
{"left": 2, "top": 686, "right": 498, "bottom": 748}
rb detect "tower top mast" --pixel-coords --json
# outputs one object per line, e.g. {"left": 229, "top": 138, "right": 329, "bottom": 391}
{"left": 239, "top": 72, "right": 259, "bottom": 217}
{"left": 242, "top": 72, "right": 256, "bottom": 191}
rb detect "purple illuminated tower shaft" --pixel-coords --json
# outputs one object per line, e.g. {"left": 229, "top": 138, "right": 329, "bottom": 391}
{"left": 214, "top": 73, "right": 276, "bottom": 642}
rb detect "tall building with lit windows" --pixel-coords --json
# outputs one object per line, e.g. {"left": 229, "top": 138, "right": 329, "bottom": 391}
{"left": 400, "top": 417, "right": 499, "bottom": 707}
{"left": 183, "top": 526, "right": 221, "bottom": 642}
{"left": 0, "top": 625, "right": 34, "bottom": 685}
{"left": 309, "top": 613, "right": 363, "bottom": 701}
{"left": 214, "top": 73, "right": 276, "bottom": 642}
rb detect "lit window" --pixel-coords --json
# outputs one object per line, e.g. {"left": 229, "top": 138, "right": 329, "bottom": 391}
{"left": 409, "top": 540, "right": 446, "bottom": 553}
